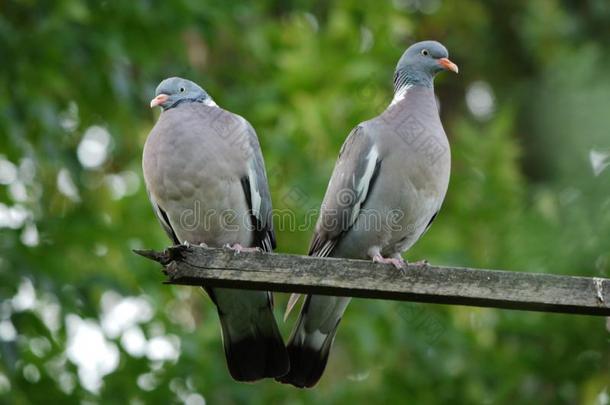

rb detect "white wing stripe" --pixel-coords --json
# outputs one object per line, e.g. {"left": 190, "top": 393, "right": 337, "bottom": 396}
{"left": 247, "top": 163, "right": 262, "bottom": 219}
{"left": 350, "top": 144, "right": 379, "bottom": 225}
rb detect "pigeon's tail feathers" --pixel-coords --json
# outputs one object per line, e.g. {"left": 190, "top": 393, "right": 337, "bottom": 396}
{"left": 279, "top": 319, "right": 338, "bottom": 388}
{"left": 211, "top": 288, "right": 290, "bottom": 382}
{"left": 277, "top": 295, "right": 351, "bottom": 388}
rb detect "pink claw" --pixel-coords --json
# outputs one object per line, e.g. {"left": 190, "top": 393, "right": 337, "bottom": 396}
{"left": 372, "top": 253, "right": 406, "bottom": 270}
{"left": 225, "top": 243, "right": 261, "bottom": 253}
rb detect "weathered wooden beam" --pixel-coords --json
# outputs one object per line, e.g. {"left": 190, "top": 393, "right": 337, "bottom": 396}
{"left": 134, "top": 245, "right": 610, "bottom": 316}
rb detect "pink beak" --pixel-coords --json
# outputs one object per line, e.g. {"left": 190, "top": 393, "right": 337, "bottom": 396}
{"left": 150, "top": 94, "right": 169, "bottom": 108}
{"left": 438, "top": 58, "right": 459, "bottom": 73}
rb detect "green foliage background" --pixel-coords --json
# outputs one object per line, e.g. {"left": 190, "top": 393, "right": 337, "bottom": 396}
{"left": 1, "top": 0, "right": 610, "bottom": 403}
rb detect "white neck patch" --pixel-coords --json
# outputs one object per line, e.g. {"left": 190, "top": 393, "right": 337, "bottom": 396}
{"left": 203, "top": 98, "right": 218, "bottom": 107}
{"left": 390, "top": 84, "right": 413, "bottom": 107}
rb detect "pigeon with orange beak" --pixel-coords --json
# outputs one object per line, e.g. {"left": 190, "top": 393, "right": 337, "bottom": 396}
{"left": 143, "top": 77, "right": 289, "bottom": 382}
{"left": 279, "top": 40, "right": 458, "bottom": 388}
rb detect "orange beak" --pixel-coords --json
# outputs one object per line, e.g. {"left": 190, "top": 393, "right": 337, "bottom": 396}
{"left": 150, "top": 94, "right": 169, "bottom": 108}
{"left": 438, "top": 58, "right": 459, "bottom": 74}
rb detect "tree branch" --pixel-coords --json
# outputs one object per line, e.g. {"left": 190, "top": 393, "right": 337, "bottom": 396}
{"left": 134, "top": 245, "right": 610, "bottom": 316}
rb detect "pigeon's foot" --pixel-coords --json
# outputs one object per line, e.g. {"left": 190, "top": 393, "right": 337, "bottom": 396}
{"left": 372, "top": 253, "right": 406, "bottom": 273}
{"left": 224, "top": 243, "right": 262, "bottom": 254}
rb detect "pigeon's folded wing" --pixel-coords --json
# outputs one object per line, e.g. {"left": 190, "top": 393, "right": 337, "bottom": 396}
{"left": 240, "top": 120, "right": 276, "bottom": 253}
{"left": 284, "top": 125, "right": 381, "bottom": 319}
{"left": 309, "top": 125, "right": 381, "bottom": 257}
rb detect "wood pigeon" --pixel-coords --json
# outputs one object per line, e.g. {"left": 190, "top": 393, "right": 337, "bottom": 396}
{"left": 278, "top": 40, "right": 458, "bottom": 388}
{"left": 142, "top": 77, "right": 289, "bottom": 381}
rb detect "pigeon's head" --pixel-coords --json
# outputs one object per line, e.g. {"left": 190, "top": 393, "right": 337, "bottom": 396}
{"left": 150, "top": 77, "right": 212, "bottom": 111}
{"left": 395, "top": 41, "right": 458, "bottom": 87}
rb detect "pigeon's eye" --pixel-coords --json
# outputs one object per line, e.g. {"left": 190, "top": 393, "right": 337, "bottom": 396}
{"left": 421, "top": 49, "right": 429, "bottom": 56}
{"left": 179, "top": 87, "right": 185, "bottom": 93}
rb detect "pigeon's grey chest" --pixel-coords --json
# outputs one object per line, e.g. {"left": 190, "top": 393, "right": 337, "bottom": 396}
{"left": 143, "top": 105, "right": 247, "bottom": 203}
{"left": 374, "top": 92, "right": 450, "bottom": 207}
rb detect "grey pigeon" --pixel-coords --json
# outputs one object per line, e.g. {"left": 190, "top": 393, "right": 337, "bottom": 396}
{"left": 278, "top": 41, "right": 458, "bottom": 388}
{"left": 143, "top": 77, "right": 289, "bottom": 381}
